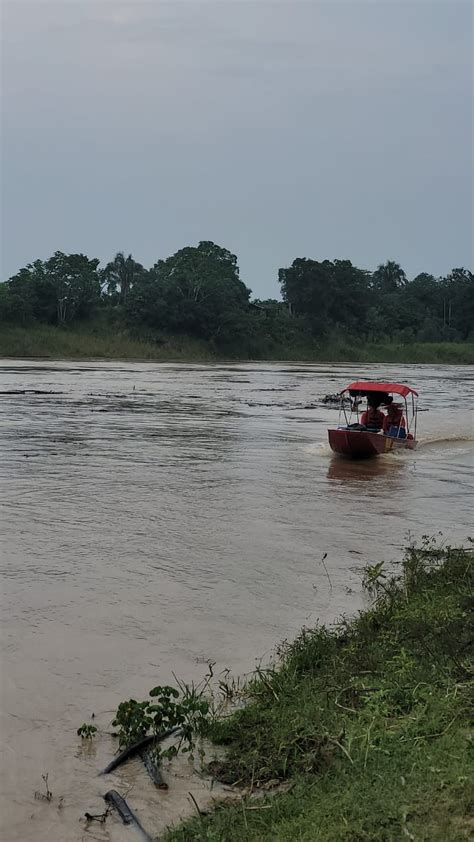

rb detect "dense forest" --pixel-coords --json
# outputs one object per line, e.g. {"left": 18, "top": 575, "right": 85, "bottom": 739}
{"left": 1, "top": 242, "right": 472, "bottom": 354}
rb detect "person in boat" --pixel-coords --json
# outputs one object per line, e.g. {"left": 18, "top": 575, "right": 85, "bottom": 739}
{"left": 382, "top": 400, "right": 407, "bottom": 437}
{"left": 360, "top": 398, "right": 385, "bottom": 432}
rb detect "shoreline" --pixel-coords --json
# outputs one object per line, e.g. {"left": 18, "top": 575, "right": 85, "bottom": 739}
{"left": 1, "top": 355, "right": 474, "bottom": 368}
{"left": 1, "top": 326, "right": 473, "bottom": 365}
{"left": 162, "top": 543, "right": 473, "bottom": 841}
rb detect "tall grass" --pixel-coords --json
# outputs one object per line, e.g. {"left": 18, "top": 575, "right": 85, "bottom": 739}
{"left": 164, "top": 542, "right": 473, "bottom": 841}
{"left": 0, "top": 325, "right": 215, "bottom": 362}
{"left": 255, "top": 340, "right": 474, "bottom": 364}
{"left": 0, "top": 325, "right": 473, "bottom": 364}
{"left": 319, "top": 340, "right": 474, "bottom": 364}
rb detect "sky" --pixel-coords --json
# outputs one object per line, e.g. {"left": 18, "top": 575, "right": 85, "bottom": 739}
{"left": 1, "top": 0, "right": 473, "bottom": 298}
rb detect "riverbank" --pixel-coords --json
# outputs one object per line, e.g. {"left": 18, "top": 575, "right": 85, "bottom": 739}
{"left": 1, "top": 325, "right": 473, "bottom": 364}
{"left": 164, "top": 543, "right": 473, "bottom": 841}
{"left": 0, "top": 325, "right": 215, "bottom": 362}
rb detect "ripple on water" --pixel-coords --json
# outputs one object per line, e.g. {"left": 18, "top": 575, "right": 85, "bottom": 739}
{"left": 0, "top": 360, "right": 472, "bottom": 841}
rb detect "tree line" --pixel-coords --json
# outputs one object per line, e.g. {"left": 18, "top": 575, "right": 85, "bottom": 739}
{"left": 1, "top": 242, "right": 472, "bottom": 350}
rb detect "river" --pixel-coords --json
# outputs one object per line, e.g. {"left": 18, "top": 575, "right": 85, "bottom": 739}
{"left": 0, "top": 360, "right": 472, "bottom": 841}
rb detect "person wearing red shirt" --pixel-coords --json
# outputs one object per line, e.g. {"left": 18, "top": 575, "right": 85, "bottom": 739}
{"left": 382, "top": 402, "right": 406, "bottom": 436}
{"left": 360, "top": 403, "right": 385, "bottom": 431}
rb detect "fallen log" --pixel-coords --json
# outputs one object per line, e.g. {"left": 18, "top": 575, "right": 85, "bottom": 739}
{"left": 104, "top": 790, "right": 153, "bottom": 841}
{"left": 101, "top": 727, "right": 181, "bottom": 775}
{"left": 140, "top": 747, "right": 169, "bottom": 790}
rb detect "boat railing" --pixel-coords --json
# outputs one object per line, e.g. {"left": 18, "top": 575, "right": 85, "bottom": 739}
{"left": 337, "top": 392, "right": 418, "bottom": 439}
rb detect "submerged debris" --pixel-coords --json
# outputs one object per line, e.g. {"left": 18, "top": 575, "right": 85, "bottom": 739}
{"left": 141, "top": 747, "right": 169, "bottom": 789}
{"left": 0, "top": 389, "right": 63, "bottom": 395}
{"left": 101, "top": 727, "right": 181, "bottom": 775}
{"left": 321, "top": 393, "right": 342, "bottom": 404}
{"left": 84, "top": 805, "right": 112, "bottom": 824}
{"left": 34, "top": 773, "right": 52, "bottom": 802}
{"left": 104, "top": 790, "right": 153, "bottom": 841}
{"left": 322, "top": 392, "right": 361, "bottom": 406}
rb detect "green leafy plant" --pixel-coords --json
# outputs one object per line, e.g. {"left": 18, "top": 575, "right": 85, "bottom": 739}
{"left": 112, "top": 684, "right": 211, "bottom": 762}
{"left": 77, "top": 723, "right": 98, "bottom": 739}
{"left": 112, "top": 699, "right": 152, "bottom": 748}
{"left": 362, "top": 560, "right": 386, "bottom": 595}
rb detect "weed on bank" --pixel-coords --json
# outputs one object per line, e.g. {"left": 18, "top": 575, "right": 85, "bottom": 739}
{"left": 163, "top": 542, "right": 473, "bottom": 841}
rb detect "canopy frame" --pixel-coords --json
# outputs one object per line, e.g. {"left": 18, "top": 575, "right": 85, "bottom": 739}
{"left": 341, "top": 381, "right": 418, "bottom": 398}
{"left": 338, "top": 382, "right": 418, "bottom": 438}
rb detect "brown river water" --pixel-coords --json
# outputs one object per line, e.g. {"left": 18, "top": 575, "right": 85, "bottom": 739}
{"left": 0, "top": 360, "right": 472, "bottom": 841}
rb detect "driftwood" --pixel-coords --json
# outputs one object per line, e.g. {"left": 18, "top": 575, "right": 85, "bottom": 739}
{"left": 104, "top": 790, "right": 153, "bottom": 841}
{"left": 0, "top": 389, "right": 62, "bottom": 395}
{"left": 140, "top": 748, "right": 169, "bottom": 789}
{"left": 101, "top": 727, "right": 181, "bottom": 775}
{"left": 322, "top": 393, "right": 361, "bottom": 406}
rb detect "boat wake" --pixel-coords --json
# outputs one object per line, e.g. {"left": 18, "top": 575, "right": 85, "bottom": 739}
{"left": 418, "top": 434, "right": 474, "bottom": 449}
{"left": 304, "top": 442, "right": 333, "bottom": 457}
{"left": 306, "top": 434, "right": 473, "bottom": 462}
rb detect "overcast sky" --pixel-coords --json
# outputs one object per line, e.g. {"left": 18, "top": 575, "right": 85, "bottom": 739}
{"left": 2, "top": 1, "right": 472, "bottom": 297}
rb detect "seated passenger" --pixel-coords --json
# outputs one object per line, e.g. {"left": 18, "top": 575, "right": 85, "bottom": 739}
{"left": 360, "top": 402, "right": 385, "bottom": 431}
{"left": 382, "top": 402, "right": 406, "bottom": 436}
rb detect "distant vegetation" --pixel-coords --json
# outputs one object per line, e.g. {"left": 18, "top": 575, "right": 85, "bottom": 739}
{"left": 1, "top": 326, "right": 473, "bottom": 364}
{"left": 0, "top": 324, "right": 215, "bottom": 362}
{"left": 1, "top": 243, "right": 472, "bottom": 361}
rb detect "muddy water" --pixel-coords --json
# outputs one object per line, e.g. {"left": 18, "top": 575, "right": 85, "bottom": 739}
{"left": 0, "top": 360, "right": 472, "bottom": 841}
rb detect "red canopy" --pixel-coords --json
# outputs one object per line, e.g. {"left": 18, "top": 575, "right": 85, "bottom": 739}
{"left": 343, "top": 381, "right": 418, "bottom": 398}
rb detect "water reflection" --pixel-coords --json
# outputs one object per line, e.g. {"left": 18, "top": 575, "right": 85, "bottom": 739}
{"left": 326, "top": 454, "right": 406, "bottom": 482}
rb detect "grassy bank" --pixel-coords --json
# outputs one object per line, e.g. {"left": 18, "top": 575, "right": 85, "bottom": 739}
{"left": 0, "top": 325, "right": 473, "bottom": 363}
{"left": 308, "top": 341, "right": 474, "bottom": 364}
{"left": 0, "top": 325, "right": 215, "bottom": 362}
{"left": 164, "top": 542, "right": 473, "bottom": 841}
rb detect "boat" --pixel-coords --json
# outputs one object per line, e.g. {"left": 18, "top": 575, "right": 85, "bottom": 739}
{"left": 327, "top": 381, "right": 418, "bottom": 459}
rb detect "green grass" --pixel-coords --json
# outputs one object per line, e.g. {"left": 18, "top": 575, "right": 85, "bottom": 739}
{"left": 163, "top": 541, "right": 473, "bottom": 841}
{"left": 268, "top": 341, "right": 474, "bottom": 364}
{"left": 313, "top": 341, "right": 474, "bottom": 364}
{"left": 0, "top": 325, "right": 215, "bottom": 361}
{"left": 0, "top": 325, "right": 473, "bottom": 363}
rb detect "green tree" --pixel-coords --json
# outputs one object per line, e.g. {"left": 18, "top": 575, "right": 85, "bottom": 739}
{"left": 439, "top": 268, "right": 474, "bottom": 339}
{"left": 42, "top": 252, "right": 101, "bottom": 324}
{"left": 367, "top": 261, "right": 409, "bottom": 340}
{"left": 101, "top": 252, "right": 146, "bottom": 303}
{"left": 279, "top": 258, "right": 335, "bottom": 335}
{"left": 407, "top": 273, "right": 439, "bottom": 306}
{"left": 279, "top": 258, "right": 370, "bottom": 337}
{"left": 399, "top": 273, "right": 442, "bottom": 341}
{"left": 242, "top": 299, "right": 308, "bottom": 356}
{"left": 127, "top": 241, "right": 251, "bottom": 343}
{"left": 330, "top": 260, "right": 371, "bottom": 334}
{"left": 4, "top": 252, "right": 101, "bottom": 325}
{"left": 371, "top": 260, "right": 407, "bottom": 293}
{"left": 0, "top": 284, "right": 8, "bottom": 321}
{"left": 0, "top": 267, "right": 39, "bottom": 324}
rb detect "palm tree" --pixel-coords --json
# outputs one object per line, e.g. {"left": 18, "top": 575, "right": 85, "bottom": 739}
{"left": 101, "top": 252, "right": 145, "bottom": 302}
{"left": 371, "top": 260, "right": 407, "bottom": 292}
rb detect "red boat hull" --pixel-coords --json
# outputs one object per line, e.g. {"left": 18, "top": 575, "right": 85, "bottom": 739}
{"left": 328, "top": 429, "right": 416, "bottom": 459}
